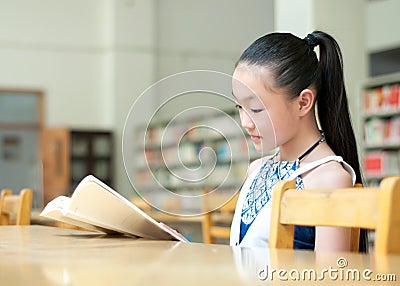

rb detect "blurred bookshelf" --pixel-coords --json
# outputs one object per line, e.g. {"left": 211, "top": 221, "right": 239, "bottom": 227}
{"left": 132, "top": 108, "right": 259, "bottom": 214}
{"left": 361, "top": 72, "right": 400, "bottom": 186}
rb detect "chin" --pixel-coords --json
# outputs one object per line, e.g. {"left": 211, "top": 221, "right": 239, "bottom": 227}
{"left": 256, "top": 144, "right": 278, "bottom": 155}
{"left": 254, "top": 144, "right": 270, "bottom": 154}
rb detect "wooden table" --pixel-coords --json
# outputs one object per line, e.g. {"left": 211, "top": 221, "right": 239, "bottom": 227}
{"left": 0, "top": 226, "right": 399, "bottom": 285}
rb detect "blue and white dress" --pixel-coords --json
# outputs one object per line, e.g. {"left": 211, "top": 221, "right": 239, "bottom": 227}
{"left": 230, "top": 136, "right": 356, "bottom": 249}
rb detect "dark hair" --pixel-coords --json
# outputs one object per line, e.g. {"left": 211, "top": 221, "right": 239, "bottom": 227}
{"left": 236, "top": 31, "right": 368, "bottom": 252}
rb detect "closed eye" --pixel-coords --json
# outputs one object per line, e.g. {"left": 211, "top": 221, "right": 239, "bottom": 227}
{"left": 235, "top": 104, "right": 264, "bottom": 113}
{"left": 250, "top": 108, "right": 264, "bottom": 113}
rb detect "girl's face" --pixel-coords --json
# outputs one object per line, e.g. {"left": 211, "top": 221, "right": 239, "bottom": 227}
{"left": 232, "top": 64, "right": 299, "bottom": 153}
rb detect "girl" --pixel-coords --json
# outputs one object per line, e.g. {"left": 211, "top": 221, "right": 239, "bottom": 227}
{"left": 230, "top": 31, "right": 367, "bottom": 252}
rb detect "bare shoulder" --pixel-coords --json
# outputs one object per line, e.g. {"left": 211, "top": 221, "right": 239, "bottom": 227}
{"left": 302, "top": 160, "right": 353, "bottom": 189}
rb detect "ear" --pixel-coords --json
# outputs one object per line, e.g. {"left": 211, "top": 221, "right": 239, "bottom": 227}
{"left": 297, "top": 88, "right": 315, "bottom": 116}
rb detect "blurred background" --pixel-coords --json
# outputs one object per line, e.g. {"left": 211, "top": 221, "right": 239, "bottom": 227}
{"left": 0, "top": 0, "right": 398, "bottom": 216}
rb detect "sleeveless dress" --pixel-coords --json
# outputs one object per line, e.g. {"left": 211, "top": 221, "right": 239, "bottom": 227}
{"left": 229, "top": 135, "right": 356, "bottom": 249}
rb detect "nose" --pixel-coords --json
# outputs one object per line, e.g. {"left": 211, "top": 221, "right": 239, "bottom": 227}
{"left": 239, "top": 109, "right": 255, "bottom": 130}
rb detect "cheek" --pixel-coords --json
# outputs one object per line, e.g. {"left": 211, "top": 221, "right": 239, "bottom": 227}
{"left": 251, "top": 112, "right": 274, "bottom": 134}
{"left": 257, "top": 117, "right": 275, "bottom": 135}
{"left": 272, "top": 110, "right": 298, "bottom": 142}
{"left": 256, "top": 99, "right": 298, "bottom": 151}
{"left": 253, "top": 113, "right": 278, "bottom": 152}
{"left": 266, "top": 111, "right": 294, "bottom": 141}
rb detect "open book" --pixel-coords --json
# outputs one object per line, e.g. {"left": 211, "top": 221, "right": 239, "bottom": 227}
{"left": 40, "top": 175, "right": 187, "bottom": 242}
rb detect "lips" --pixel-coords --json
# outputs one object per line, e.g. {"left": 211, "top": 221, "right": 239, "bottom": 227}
{"left": 250, "top": 135, "right": 261, "bottom": 141}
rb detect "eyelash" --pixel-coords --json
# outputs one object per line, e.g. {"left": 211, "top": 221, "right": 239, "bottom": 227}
{"left": 236, "top": 104, "right": 264, "bottom": 114}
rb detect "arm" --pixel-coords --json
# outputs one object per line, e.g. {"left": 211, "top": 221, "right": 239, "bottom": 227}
{"left": 302, "top": 161, "right": 354, "bottom": 252}
{"left": 315, "top": 226, "right": 351, "bottom": 252}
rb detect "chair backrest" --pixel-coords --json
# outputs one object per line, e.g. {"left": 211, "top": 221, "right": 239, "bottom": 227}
{"left": 349, "top": 183, "right": 363, "bottom": 252}
{"left": 0, "top": 188, "right": 33, "bottom": 225}
{"left": 202, "top": 191, "right": 239, "bottom": 244}
{"left": 268, "top": 177, "right": 400, "bottom": 254}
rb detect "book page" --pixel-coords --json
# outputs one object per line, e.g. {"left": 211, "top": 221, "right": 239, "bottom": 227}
{"left": 40, "top": 196, "right": 115, "bottom": 233}
{"left": 64, "top": 175, "right": 186, "bottom": 241}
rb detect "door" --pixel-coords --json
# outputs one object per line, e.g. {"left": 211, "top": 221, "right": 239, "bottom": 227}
{"left": 0, "top": 90, "right": 44, "bottom": 209}
{"left": 42, "top": 128, "right": 70, "bottom": 204}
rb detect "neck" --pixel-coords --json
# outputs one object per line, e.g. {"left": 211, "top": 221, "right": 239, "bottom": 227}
{"left": 278, "top": 126, "right": 322, "bottom": 162}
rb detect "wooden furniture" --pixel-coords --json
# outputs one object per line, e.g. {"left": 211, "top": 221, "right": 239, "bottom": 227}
{"left": 350, "top": 183, "right": 364, "bottom": 252}
{"left": 0, "top": 226, "right": 399, "bottom": 285}
{"left": 0, "top": 188, "right": 33, "bottom": 225}
{"left": 269, "top": 177, "right": 400, "bottom": 254}
{"left": 202, "top": 192, "right": 239, "bottom": 244}
{"left": 42, "top": 128, "right": 114, "bottom": 204}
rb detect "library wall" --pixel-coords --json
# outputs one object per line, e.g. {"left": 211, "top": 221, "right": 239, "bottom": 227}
{"left": 366, "top": 0, "right": 400, "bottom": 77}
{"left": 274, "top": 0, "right": 314, "bottom": 36}
{"left": 366, "top": 0, "right": 400, "bottom": 53}
{"left": 155, "top": 0, "right": 274, "bottom": 79}
{"left": 0, "top": 0, "right": 113, "bottom": 128}
{"left": 153, "top": 0, "right": 274, "bottom": 116}
{"left": 110, "top": 0, "right": 156, "bottom": 199}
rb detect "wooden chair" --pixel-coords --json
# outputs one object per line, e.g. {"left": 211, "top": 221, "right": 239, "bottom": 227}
{"left": 202, "top": 191, "right": 239, "bottom": 244}
{"left": 348, "top": 183, "right": 363, "bottom": 252}
{"left": 269, "top": 177, "right": 400, "bottom": 254}
{"left": 0, "top": 188, "right": 33, "bottom": 225}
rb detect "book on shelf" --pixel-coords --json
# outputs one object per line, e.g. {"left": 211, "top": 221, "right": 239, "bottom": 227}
{"left": 40, "top": 175, "right": 188, "bottom": 242}
{"left": 364, "top": 83, "right": 400, "bottom": 113}
{"left": 364, "top": 116, "right": 400, "bottom": 146}
{"left": 363, "top": 151, "right": 400, "bottom": 178}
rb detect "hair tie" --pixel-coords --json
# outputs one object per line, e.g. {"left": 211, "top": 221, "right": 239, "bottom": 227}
{"left": 304, "top": 33, "right": 318, "bottom": 49}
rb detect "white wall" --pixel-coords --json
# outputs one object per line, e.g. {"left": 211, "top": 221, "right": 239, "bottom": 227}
{"left": 366, "top": 0, "right": 400, "bottom": 53}
{"left": 0, "top": 0, "right": 112, "bottom": 128}
{"left": 155, "top": 0, "right": 274, "bottom": 79}
{"left": 153, "top": 0, "right": 274, "bottom": 124}
{"left": 274, "top": 0, "right": 314, "bottom": 36}
{"left": 104, "top": 0, "right": 157, "bottom": 198}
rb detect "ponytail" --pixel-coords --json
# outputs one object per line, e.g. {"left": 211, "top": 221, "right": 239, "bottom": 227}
{"left": 309, "top": 31, "right": 367, "bottom": 253}
{"left": 309, "top": 31, "right": 362, "bottom": 185}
